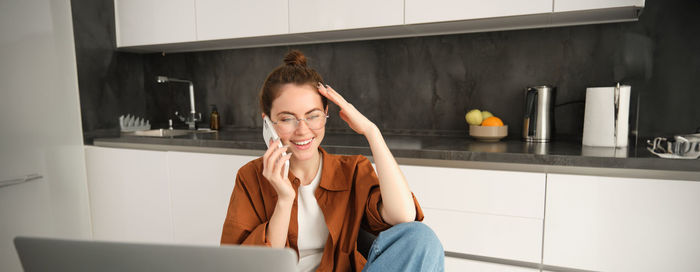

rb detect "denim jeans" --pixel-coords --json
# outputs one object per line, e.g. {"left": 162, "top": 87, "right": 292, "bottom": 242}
{"left": 362, "top": 222, "right": 445, "bottom": 272}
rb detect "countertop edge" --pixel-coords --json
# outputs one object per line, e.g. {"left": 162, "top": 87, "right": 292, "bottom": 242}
{"left": 91, "top": 140, "right": 700, "bottom": 182}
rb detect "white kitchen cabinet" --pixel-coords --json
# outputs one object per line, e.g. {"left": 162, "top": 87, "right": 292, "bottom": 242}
{"left": 113, "top": 0, "right": 643, "bottom": 52}
{"left": 195, "top": 0, "right": 288, "bottom": 40}
{"left": 401, "top": 165, "right": 546, "bottom": 263}
{"left": 289, "top": 0, "right": 403, "bottom": 33}
{"left": 445, "top": 257, "right": 538, "bottom": 272}
{"left": 554, "top": 0, "right": 645, "bottom": 12}
{"left": 423, "top": 208, "right": 543, "bottom": 263}
{"left": 405, "top": 0, "right": 552, "bottom": 25}
{"left": 543, "top": 173, "right": 700, "bottom": 272}
{"left": 114, "top": 0, "right": 197, "bottom": 47}
{"left": 84, "top": 146, "right": 174, "bottom": 243}
{"left": 168, "top": 151, "right": 256, "bottom": 245}
{"left": 84, "top": 146, "right": 257, "bottom": 245}
{"left": 401, "top": 165, "right": 545, "bottom": 219}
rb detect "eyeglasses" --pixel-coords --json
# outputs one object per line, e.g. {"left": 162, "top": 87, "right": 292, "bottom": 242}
{"left": 272, "top": 110, "right": 329, "bottom": 133}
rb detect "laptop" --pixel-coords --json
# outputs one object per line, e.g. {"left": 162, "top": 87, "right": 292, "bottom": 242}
{"left": 14, "top": 236, "right": 298, "bottom": 272}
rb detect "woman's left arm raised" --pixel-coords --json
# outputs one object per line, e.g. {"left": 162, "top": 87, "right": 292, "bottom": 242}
{"left": 317, "top": 83, "right": 416, "bottom": 225}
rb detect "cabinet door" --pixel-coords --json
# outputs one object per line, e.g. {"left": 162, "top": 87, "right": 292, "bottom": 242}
{"left": 405, "top": 0, "right": 552, "bottom": 25}
{"left": 85, "top": 146, "right": 173, "bottom": 243}
{"left": 401, "top": 165, "right": 546, "bottom": 263}
{"left": 114, "top": 0, "right": 196, "bottom": 47}
{"left": 554, "top": 0, "right": 645, "bottom": 12}
{"left": 289, "top": 0, "right": 403, "bottom": 33}
{"left": 446, "top": 257, "right": 538, "bottom": 272}
{"left": 544, "top": 174, "right": 700, "bottom": 272}
{"left": 423, "top": 208, "right": 543, "bottom": 263}
{"left": 168, "top": 152, "right": 257, "bottom": 245}
{"left": 195, "top": 0, "right": 288, "bottom": 40}
{"left": 401, "top": 165, "right": 545, "bottom": 218}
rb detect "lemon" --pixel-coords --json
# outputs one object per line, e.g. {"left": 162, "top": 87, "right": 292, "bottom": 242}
{"left": 465, "top": 109, "right": 483, "bottom": 126}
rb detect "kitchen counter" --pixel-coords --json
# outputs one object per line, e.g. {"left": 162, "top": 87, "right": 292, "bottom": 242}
{"left": 92, "top": 128, "right": 700, "bottom": 181}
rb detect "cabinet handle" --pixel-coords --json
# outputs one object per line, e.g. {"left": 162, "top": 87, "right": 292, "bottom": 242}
{"left": 0, "top": 173, "right": 43, "bottom": 188}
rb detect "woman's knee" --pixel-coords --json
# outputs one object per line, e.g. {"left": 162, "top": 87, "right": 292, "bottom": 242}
{"left": 391, "top": 222, "right": 443, "bottom": 251}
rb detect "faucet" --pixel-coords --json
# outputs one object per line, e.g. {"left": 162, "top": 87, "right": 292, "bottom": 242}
{"left": 156, "top": 76, "right": 201, "bottom": 130}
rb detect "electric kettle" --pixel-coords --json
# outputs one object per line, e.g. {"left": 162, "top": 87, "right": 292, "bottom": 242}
{"left": 523, "top": 86, "right": 556, "bottom": 142}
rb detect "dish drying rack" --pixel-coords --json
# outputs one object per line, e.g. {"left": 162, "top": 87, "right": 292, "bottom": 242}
{"left": 647, "top": 133, "right": 700, "bottom": 159}
{"left": 119, "top": 114, "right": 151, "bottom": 132}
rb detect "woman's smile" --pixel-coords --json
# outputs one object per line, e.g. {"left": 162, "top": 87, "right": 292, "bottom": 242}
{"left": 291, "top": 137, "right": 315, "bottom": 150}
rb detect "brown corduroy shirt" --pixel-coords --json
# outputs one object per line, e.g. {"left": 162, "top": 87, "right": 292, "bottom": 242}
{"left": 221, "top": 148, "right": 424, "bottom": 271}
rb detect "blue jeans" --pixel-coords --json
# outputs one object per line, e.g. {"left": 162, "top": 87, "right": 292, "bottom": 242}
{"left": 363, "top": 222, "right": 445, "bottom": 272}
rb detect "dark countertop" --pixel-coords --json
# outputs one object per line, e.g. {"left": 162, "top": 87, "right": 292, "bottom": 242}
{"left": 91, "top": 128, "right": 700, "bottom": 180}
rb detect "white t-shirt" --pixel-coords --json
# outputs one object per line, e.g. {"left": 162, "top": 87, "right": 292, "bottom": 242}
{"left": 296, "top": 156, "right": 329, "bottom": 272}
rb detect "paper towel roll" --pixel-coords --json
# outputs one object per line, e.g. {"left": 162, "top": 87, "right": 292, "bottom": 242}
{"left": 582, "top": 85, "right": 631, "bottom": 147}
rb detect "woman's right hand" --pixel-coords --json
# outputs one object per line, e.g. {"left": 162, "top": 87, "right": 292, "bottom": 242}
{"left": 262, "top": 139, "right": 295, "bottom": 203}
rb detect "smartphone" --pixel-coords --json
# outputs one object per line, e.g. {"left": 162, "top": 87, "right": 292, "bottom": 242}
{"left": 263, "top": 116, "right": 289, "bottom": 178}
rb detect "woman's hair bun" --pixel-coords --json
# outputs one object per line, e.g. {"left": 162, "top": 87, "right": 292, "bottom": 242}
{"left": 283, "top": 50, "right": 307, "bottom": 67}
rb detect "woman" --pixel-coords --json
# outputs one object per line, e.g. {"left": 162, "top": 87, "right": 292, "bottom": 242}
{"left": 221, "top": 50, "right": 444, "bottom": 272}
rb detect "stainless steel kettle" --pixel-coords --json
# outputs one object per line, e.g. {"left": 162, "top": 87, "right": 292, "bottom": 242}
{"left": 523, "top": 86, "right": 556, "bottom": 142}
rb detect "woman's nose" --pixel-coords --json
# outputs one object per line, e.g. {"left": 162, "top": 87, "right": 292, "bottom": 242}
{"left": 295, "top": 119, "right": 312, "bottom": 133}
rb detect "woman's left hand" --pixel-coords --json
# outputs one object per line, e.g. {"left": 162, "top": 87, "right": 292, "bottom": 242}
{"left": 317, "top": 82, "right": 376, "bottom": 135}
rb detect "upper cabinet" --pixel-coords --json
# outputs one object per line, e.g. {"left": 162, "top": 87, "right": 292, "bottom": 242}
{"left": 114, "top": 0, "right": 197, "bottom": 47}
{"left": 405, "top": 0, "right": 552, "bottom": 25}
{"left": 195, "top": 0, "right": 288, "bottom": 40}
{"left": 554, "top": 0, "right": 645, "bottom": 12}
{"left": 114, "top": 0, "right": 645, "bottom": 52}
{"left": 289, "top": 0, "right": 403, "bottom": 33}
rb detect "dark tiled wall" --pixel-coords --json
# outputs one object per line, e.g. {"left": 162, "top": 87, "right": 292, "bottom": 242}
{"left": 71, "top": 0, "right": 145, "bottom": 142}
{"left": 73, "top": 0, "right": 700, "bottom": 142}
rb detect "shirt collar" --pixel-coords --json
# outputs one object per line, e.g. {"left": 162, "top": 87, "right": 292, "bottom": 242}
{"left": 317, "top": 147, "right": 352, "bottom": 191}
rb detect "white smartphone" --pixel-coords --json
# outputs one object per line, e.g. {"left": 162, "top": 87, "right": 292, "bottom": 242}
{"left": 263, "top": 116, "right": 289, "bottom": 179}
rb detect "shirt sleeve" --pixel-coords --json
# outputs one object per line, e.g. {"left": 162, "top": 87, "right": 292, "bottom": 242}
{"left": 220, "top": 169, "right": 272, "bottom": 247}
{"left": 358, "top": 157, "right": 425, "bottom": 234}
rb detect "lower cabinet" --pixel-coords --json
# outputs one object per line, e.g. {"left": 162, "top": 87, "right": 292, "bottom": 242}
{"left": 84, "top": 146, "right": 256, "bottom": 245}
{"left": 85, "top": 146, "right": 173, "bottom": 243}
{"left": 168, "top": 151, "right": 257, "bottom": 245}
{"left": 423, "top": 208, "right": 543, "bottom": 264}
{"left": 401, "top": 165, "right": 546, "bottom": 264}
{"left": 87, "top": 146, "right": 700, "bottom": 271}
{"left": 543, "top": 173, "right": 700, "bottom": 272}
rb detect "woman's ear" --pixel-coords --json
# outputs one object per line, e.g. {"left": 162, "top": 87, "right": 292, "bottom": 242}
{"left": 261, "top": 113, "right": 267, "bottom": 120}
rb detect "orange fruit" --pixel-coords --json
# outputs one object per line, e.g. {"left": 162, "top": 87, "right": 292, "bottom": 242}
{"left": 481, "top": 116, "right": 504, "bottom": 126}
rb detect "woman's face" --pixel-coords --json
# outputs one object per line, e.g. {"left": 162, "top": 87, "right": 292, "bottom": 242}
{"left": 267, "top": 83, "right": 326, "bottom": 161}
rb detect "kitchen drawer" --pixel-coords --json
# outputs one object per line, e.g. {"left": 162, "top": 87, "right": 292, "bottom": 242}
{"left": 402, "top": 165, "right": 545, "bottom": 219}
{"left": 423, "top": 208, "right": 543, "bottom": 263}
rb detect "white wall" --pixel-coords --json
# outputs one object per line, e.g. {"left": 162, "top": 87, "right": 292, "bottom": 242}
{"left": 0, "top": 0, "right": 92, "bottom": 271}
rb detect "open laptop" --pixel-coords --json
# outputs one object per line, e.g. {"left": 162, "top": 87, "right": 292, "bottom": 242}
{"left": 14, "top": 236, "right": 298, "bottom": 272}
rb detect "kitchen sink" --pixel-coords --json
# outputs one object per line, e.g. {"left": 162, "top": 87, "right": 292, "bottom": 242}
{"left": 126, "top": 129, "right": 216, "bottom": 137}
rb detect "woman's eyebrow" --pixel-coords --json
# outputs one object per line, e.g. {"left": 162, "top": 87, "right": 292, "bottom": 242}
{"left": 276, "top": 108, "right": 323, "bottom": 116}
{"left": 306, "top": 108, "right": 323, "bottom": 114}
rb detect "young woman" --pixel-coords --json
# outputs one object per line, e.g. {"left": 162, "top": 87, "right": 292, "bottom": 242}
{"left": 221, "top": 50, "right": 444, "bottom": 272}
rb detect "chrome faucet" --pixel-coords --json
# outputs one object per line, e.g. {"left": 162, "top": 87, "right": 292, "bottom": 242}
{"left": 156, "top": 76, "right": 201, "bottom": 130}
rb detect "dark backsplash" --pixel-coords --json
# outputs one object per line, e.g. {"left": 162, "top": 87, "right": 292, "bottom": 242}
{"left": 73, "top": 0, "right": 700, "bottom": 143}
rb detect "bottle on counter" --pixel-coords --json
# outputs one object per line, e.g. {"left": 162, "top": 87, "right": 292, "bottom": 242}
{"left": 210, "top": 104, "right": 220, "bottom": 130}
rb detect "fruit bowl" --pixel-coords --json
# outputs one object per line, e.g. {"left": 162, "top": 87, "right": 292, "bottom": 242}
{"left": 469, "top": 125, "right": 508, "bottom": 142}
